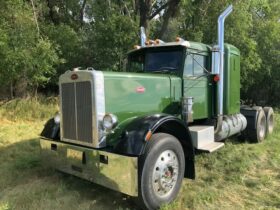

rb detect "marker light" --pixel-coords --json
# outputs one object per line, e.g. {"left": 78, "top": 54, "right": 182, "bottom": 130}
{"left": 134, "top": 45, "right": 141, "bottom": 49}
{"left": 214, "top": 75, "right": 220, "bottom": 82}
{"left": 176, "top": 37, "right": 184, "bottom": 42}
{"left": 155, "top": 39, "right": 165, "bottom": 44}
{"left": 145, "top": 130, "right": 153, "bottom": 141}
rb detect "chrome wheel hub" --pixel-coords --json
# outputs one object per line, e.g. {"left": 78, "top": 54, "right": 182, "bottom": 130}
{"left": 152, "top": 150, "right": 179, "bottom": 197}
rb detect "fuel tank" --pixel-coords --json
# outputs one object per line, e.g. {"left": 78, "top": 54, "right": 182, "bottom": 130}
{"left": 215, "top": 113, "right": 247, "bottom": 141}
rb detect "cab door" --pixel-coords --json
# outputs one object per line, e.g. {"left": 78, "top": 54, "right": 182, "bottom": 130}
{"left": 183, "top": 52, "right": 212, "bottom": 120}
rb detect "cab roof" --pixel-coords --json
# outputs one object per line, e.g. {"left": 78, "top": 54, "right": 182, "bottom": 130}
{"left": 128, "top": 40, "right": 211, "bottom": 54}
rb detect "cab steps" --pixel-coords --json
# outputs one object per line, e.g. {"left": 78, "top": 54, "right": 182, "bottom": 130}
{"left": 189, "top": 126, "right": 224, "bottom": 153}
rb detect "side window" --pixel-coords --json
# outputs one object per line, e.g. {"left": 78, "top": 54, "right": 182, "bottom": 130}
{"left": 184, "top": 55, "right": 193, "bottom": 76}
{"left": 184, "top": 53, "right": 206, "bottom": 76}
{"left": 193, "top": 55, "right": 205, "bottom": 75}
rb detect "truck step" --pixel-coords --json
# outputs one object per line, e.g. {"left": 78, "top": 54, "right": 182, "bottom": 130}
{"left": 189, "top": 125, "right": 224, "bottom": 152}
{"left": 189, "top": 126, "right": 214, "bottom": 148}
{"left": 197, "top": 142, "right": 225, "bottom": 153}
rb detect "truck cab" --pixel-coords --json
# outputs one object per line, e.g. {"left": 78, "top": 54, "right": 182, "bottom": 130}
{"left": 127, "top": 41, "right": 214, "bottom": 121}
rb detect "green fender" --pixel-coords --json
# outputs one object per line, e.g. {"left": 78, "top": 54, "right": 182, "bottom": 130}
{"left": 107, "top": 113, "right": 195, "bottom": 179}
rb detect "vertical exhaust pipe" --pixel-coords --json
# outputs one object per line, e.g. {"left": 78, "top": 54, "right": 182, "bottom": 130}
{"left": 140, "top": 27, "right": 147, "bottom": 47}
{"left": 214, "top": 5, "right": 233, "bottom": 135}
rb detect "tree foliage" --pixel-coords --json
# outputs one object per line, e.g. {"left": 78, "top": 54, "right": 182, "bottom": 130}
{"left": 0, "top": 0, "right": 279, "bottom": 105}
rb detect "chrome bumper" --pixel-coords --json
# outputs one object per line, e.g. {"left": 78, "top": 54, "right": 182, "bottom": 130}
{"left": 40, "top": 139, "right": 138, "bottom": 196}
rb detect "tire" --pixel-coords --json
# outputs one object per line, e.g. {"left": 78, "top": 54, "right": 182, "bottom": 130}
{"left": 138, "top": 133, "right": 185, "bottom": 210}
{"left": 263, "top": 107, "right": 274, "bottom": 135}
{"left": 249, "top": 108, "right": 267, "bottom": 143}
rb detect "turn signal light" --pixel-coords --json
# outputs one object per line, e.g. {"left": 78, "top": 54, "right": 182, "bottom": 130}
{"left": 145, "top": 130, "right": 153, "bottom": 141}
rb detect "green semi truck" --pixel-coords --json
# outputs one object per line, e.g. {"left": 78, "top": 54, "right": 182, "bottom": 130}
{"left": 40, "top": 5, "right": 274, "bottom": 210}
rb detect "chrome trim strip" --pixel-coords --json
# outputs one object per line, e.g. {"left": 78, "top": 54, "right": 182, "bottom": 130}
{"left": 93, "top": 71, "right": 106, "bottom": 147}
{"left": 74, "top": 82, "right": 78, "bottom": 139}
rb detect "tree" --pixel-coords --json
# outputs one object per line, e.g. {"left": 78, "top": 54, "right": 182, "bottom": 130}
{"left": 0, "top": 0, "right": 60, "bottom": 98}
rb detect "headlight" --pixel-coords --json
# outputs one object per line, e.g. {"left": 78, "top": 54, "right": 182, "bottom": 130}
{"left": 103, "top": 114, "right": 118, "bottom": 130}
{"left": 54, "top": 113, "right": 60, "bottom": 124}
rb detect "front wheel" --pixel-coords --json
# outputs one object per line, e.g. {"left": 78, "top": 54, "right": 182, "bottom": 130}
{"left": 138, "top": 133, "right": 185, "bottom": 210}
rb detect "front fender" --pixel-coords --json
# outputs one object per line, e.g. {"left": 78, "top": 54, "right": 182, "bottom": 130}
{"left": 41, "top": 117, "right": 60, "bottom": 140}
{"left": 108, "top": 114, "right": 193, "bottom": 156}
{"left": 108, "top": 114, "right": 195, "bottom": 179}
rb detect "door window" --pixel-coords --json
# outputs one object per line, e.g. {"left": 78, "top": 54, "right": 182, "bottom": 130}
{"left": 184, "top": 54, "right": 206, "bottom": 76}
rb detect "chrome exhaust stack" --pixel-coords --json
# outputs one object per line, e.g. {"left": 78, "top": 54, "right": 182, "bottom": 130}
{"left": 214, "top": 5, "right": 233, "bottom": 136}
{"left": 140, "top": 27, "right": 147, "bottom": 47}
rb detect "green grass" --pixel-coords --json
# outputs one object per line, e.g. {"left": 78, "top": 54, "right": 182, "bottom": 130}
{"left": 0, "top": 99, "right": 279, "bottom": 210}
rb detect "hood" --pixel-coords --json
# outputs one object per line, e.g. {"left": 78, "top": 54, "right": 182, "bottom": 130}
{"left": 103, "top": 71, "right": 182, "bottom": 124}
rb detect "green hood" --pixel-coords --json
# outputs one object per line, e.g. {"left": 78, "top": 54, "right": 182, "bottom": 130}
{"left": 103, "top": 72, "right": 182, "bottom": 123}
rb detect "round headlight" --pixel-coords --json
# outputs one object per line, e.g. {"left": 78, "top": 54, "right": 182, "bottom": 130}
{"left": 54, "top": 113, "right": 60, "bottom": 124}
{"left": 103, "top": 114, "right": 118, "bottom": 130}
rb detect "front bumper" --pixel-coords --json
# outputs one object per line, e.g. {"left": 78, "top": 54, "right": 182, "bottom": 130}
{"left": 40, "top": 139, "right": 138, "bottom": 196}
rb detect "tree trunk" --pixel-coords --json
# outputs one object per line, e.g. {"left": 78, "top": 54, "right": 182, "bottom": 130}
{"left": 34, "top": 83, "right": 38, "bottom": 100}
{"left": 10, "top": 82, "right": 14, "bottom": 99}
{"left": 46, "top": 0, "right": 59, "bottom": 24}
{"left": 139, "top": 0, "right": 152, "bottom": 36}
{"left": 158, "top": 0, "right": 180, "bottom": 39}
{"left": 80, "top": 0, "right": 87, "bottom": 26}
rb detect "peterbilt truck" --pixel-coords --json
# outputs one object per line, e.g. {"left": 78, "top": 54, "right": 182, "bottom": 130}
{"left": 40, "top": 5, "right": 274, "bottom": 210}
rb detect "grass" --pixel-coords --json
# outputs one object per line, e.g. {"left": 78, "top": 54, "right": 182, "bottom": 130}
{"left": 0, "top": 99, "right": 280, "bottom": 210}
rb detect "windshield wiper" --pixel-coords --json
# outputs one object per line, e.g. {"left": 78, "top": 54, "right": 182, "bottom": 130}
{"left": 152, "top": 67, "right": 177, "bottom": 74}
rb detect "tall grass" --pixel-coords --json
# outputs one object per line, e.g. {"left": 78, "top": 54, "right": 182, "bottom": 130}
{"left": 0, "top": 96, "right": 58, "bottom": 122}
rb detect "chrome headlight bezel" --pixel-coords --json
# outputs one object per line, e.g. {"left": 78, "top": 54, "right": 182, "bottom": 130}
{"left": 103, "top": 114, "right": 118, "bottom": 130}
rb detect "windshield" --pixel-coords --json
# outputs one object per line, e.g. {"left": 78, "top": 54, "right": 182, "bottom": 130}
{"left": 145, "top": 51, "right": 182, "bottom": 72}
{"left": 127, "top": 49, "right": 183, "bottom": 73}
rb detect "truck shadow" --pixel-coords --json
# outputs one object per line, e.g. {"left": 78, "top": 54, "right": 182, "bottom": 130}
{"left": 194, "top": 136, "right": 247, "bottom": 155}
{"left": 0, "top": 138, "right": 142, "bottom": 210}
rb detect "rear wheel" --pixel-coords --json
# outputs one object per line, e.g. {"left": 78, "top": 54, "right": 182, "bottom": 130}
{"left": 249, "top": 108, "right": 267, "bottom": 143}
{"left": 138, "top": 133, "right": 185, "bottom": 210}
{"left": 263, "top": 107, "right": 274, "bottom": 135}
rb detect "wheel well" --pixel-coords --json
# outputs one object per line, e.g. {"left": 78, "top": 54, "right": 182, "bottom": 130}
{"left": 153, "top": 120, "right": 195, "bottom": 179}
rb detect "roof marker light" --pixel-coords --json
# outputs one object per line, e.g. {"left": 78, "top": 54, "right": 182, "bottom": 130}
{"left": 176, "top": 37, "right": 184, "bottom": 42}
{"left": 134, "top": 45, "right": 141, "bottom": 49}
{"left": 149, "top": 40, "right": 155, "bottom": 45}
{"left": 155, "top": 39, "right": 165, "bottom": 45}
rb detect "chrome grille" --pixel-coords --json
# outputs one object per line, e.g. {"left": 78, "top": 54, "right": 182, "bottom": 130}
{"left": 76, "top": 82, "right": 93, "bottom": 142}
{"left": 61, "top": 81, "right": 93, "bottom": 144}
{"left": 61, "top": 83, "right": 76, "bottom": 140}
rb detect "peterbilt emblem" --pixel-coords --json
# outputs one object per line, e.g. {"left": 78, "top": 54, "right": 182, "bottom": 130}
{"left": 136, "top": 86, "right": 145, "bottom": 93}
{"left": 71, "top": 74, "right": 78, "bottom": 80}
